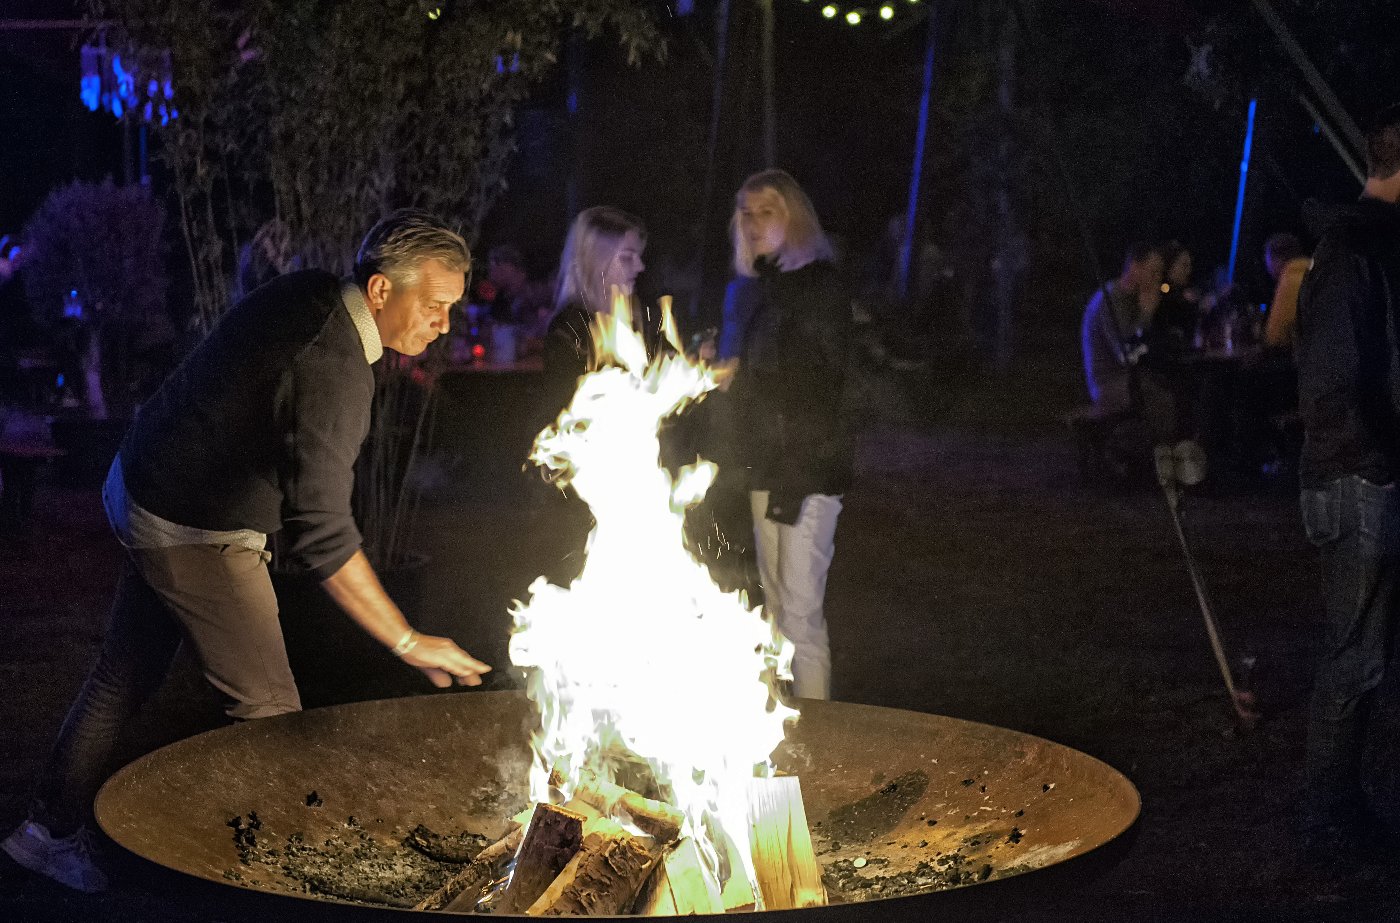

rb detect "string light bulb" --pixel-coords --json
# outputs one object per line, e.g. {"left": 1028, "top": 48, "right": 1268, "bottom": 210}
{"left": 427, "top": 7, "right": 441, "bottom": 19}
{"left": 846, "top": 9, "right": 862, "bottom": 24}
{"left": 822, "top": 4, "right": 838, "bottom": 17}
{"left": 880, "top": 4, "right": 894, "bottom": 18}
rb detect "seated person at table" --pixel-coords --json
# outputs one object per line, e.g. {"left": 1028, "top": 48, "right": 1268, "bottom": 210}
{"left": 1080, "top": 242, "right": 1164, "bottom": 414}
{"left": 483, "top": 243, "right": 552, "bottom": 335}
{"left": 1147, "top": 241, "right": 1201, "bottom": 356}
{"left": 1261, "top": 232, "right": 1311, "bottom": 350}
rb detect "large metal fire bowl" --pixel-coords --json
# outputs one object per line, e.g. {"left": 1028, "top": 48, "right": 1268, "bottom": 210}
{"left": 95, "top": 691, "right": 1139, "bottom": 921}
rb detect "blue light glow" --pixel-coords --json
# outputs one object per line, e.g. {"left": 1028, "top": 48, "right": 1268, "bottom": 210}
{"left": 78, "top": 42, "right": 179, "bottom": 124}
{"left": 112, "top": 54, "right": 133, "bottom": 102}
{"left": 81, "top": 75, "right": 100, "bottom": 111}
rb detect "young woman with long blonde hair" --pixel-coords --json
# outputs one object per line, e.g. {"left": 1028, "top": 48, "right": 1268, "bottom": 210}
{"left": 717, "top": 169, "right": 852, "bottom": 700}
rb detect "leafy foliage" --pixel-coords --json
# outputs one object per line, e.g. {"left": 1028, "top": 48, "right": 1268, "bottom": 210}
{"left": 22, "top": 179, "right": 171, "bottom": 418}
{"left": 89, "top": 0, "right": 663, "bottom": 332}
{"left": 86, "top": 0, "right": 663, "bottom": 569}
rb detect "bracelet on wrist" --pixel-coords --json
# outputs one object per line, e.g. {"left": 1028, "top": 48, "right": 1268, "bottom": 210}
{"left": 391, "top": 629, "right": 419, "bottom": 658}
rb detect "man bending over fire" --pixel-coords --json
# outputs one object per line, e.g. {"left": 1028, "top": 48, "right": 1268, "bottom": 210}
{"left": 3, "top": 209, "right": 491, "bottom": 893}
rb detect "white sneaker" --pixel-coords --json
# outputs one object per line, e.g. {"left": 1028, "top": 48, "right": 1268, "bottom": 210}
{"left": 1, "top": 820, "right": 109, "bottom": 893}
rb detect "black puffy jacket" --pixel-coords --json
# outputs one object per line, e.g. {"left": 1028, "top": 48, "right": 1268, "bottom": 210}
{"left": 717, "top": 258, "right": 854, "bottom": 506}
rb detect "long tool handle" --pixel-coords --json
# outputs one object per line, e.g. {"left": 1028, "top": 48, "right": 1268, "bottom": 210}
{"left": 1165, "top": 494, "right": 1239, "bottom": 701}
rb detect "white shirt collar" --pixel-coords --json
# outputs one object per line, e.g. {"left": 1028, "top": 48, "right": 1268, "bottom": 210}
{"left": 340, "top": 280, "right": 383, "bottom": 364}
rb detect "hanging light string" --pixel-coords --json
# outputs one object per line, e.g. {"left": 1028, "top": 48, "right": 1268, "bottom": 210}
{"left": 801, "top": 0, "right": 920, "bottom": 27}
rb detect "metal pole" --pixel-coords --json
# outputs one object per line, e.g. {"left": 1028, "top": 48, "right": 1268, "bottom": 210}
{"left": 565, "top": 29, "right": 582, "bottom": 225}
{"left": 1296, "top": 93, "right": 1365, "bottom": 185}
{"left": 692, "top": 0, "right": 731, "bottom": 322}
{"left": 122, "top": 117, "right": 134, "bottom": 187}
{"left": 897, "top": 4, "right": 938, "bottom": 301}
{"left": 139, "top": 122, "right": 149, "bottom": 185}
{"left": 759, "top": 0, "right": 776, "bottom": 167}
{"left": 0, "top": 19, "right": 114, "bottom": 31}
{"left": 1155, "top": 447, "right": 1261, "bottom": 729}
{"left": 1248, "top": 0, "right": 1365, "bottom": 161}
{"left": 1226, "top": 98, "right": 1257, "bottom": 286}
{"left": 1163, "top": 493, "right": 1240, "bottom": 702}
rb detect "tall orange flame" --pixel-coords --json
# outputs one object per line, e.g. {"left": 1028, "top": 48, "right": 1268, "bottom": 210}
{"left": 510, "top": 288, "right": 796, "bottom": 898}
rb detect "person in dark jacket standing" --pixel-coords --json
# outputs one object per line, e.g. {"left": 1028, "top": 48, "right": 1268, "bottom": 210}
{"left": 2, "top": 210, "right": 491, "bottom": 893}
{"left": 717, "top": 169, "right": 852, "bottom": 701}
{"left": 1295, "top": 103, "right": 1400, "bottom": 853}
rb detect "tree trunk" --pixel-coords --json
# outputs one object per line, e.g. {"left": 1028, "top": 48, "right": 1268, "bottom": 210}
{"left": 991, "top": 1, "right": 1026, "bottom": 373}
{"left": 759, "top": 0, "right": 776, "bottom": 167}
{"left": 84, "top": 329, "right": 108, "bottom": 420}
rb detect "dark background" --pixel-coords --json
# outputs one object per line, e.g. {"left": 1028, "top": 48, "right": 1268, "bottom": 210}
{"left": 6, "top": 3, "right": 1400, "bottom": 920}
{"left": 4, "top": 0, "right": 1396, "bottom": 362}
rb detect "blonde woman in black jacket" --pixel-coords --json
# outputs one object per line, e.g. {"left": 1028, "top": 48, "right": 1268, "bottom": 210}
{"left": 717, "top": 169, "right": 853, "bottom": 700}
{"left": 540, "top": 206, "right": 655, "bottom": 424}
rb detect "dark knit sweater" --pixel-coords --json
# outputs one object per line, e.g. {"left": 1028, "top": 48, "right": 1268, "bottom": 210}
{"left": 120, "top": 270, "right": 375, "bottom": 579}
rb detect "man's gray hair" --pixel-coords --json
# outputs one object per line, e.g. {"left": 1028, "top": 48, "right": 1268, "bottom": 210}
{"left": 353, "top": 208, "right": 471, "bottom": 287}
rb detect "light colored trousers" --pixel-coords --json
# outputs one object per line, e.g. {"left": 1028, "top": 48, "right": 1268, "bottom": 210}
{"left": 749, "top": 491, "right": 842, "bottom": 700}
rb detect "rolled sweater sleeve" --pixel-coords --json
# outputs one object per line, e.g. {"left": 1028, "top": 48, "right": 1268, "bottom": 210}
{"left": 276, "top": 330, "right": 373, "bottom": 580}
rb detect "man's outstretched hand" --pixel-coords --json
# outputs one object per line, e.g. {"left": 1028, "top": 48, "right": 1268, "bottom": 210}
{"left": 399, "top": 634, "right": 492, "bottom": 687}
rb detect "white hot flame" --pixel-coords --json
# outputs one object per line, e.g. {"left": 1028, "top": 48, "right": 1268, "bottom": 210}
{"left": 509, "top": 290, "right": 797, "bottom": 896}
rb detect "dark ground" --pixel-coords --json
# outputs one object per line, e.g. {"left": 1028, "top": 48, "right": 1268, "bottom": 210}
{"left": 4, "top": 347, "right": 1400, "bottom": 922}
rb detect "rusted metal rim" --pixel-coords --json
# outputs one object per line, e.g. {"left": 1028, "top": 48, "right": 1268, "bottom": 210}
{"left": 96, "top": 691, "right": 1139, "bottom": 920}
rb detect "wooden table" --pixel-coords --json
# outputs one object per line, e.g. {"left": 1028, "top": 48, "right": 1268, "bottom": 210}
{"left": 432, "top": 358, "right": 546, "bottom": 498}
{"left": 442, "top": 356, "right": 544, "bottom": 376}
{"left": 1160, "top": 344, "right": 1288, "bottom": 480}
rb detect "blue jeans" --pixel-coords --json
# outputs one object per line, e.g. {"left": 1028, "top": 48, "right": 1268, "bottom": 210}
{"left": 1300, "top": 475, "right": 1400, "bottom": 829}
{"left": 32, "top": 559, "right": 184, "bottom": 834}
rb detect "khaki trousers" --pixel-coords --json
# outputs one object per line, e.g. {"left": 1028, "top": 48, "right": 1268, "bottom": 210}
{"left": 749, "top": 491, "right": 842, "bottom": 700}
{"left": 34, "top": 543, "right": 300, "bottom": 833}
{"left": 131, "top": 543, "right": 301, "bottom": 719}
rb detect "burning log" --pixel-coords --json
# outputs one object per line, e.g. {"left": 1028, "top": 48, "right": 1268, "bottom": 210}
{"left": 404, "top": 824, "right": 491, "bottom": 863}
{"left": 747, "top": 777, "right": 826, "bottom": 910}
{"left": 495, "top": 803, "right": 588, "bottom": 915}
{"left": 718, "top": 827, "right": 757, "bottom": 912}
{"left": 632, "top": 837, "right": 725, "bottom": 916}
{"left": 415, "top": 823, "right": 524, "bottom": 912}
{"left": 550, "top": 766, "right": 685, "bottom": 842}
{"left": 526, "top": 830, "right": 660, "bottom": 916}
